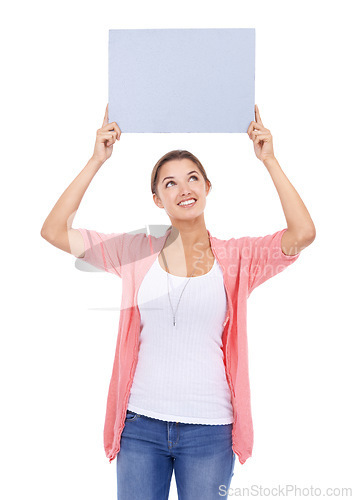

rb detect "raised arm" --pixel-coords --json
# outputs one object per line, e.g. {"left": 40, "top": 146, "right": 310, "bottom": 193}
{"left": 247, "top": 104, "right": 316, "bottom": 254}
{"left": 40, "top": 104, "right": 121, "bottom": 258}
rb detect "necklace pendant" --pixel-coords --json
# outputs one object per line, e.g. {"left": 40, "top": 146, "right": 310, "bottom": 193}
{"left": 173, "top": 317, "right": 176, "bottom": 327}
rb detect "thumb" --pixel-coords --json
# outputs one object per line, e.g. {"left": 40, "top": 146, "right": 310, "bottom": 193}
{"left": 102, "top": 103, "right": 109, "bottom": 127}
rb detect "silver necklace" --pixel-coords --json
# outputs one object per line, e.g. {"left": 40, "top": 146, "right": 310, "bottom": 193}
{"left": 160, "top": 249, "right": 202, "bottom": 327}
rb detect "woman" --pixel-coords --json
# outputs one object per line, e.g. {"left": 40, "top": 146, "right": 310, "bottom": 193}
{"left": 41, "top": 104, "right": 315, "bottom": 499}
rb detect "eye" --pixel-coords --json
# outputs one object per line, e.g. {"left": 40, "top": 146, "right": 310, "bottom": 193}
{"left": 165, "top": 175, "right": 198, "bottom": 188}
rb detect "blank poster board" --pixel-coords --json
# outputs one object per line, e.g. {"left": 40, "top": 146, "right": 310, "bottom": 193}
{"left": 108, "top": 28, "right": 255, "bottom": 133}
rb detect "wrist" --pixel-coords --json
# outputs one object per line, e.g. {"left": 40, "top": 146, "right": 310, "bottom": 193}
{"left": 89, "top": 156, "right": 105, "bottom": 170}
{"left": 262, "top": 156, "right": 278, "bottom": 168}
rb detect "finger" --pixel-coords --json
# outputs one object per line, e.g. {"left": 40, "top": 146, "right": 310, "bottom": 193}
{"left": 251, "top": 129, "right": 270, "bottom": 136}
{"left": 255, "top": 104, "right": 264, "bottom": 126}
{"left": 254, "top": 134, "right": 271, "bottom": 144}
{"left": 101, "top": 122, "right": 121, "bottom": 139}
{"left": 249, "top": 130, "right": 270, "bottom": 141}
{"left": 247, "top": 124, "right": 267, "bottom": 138}
{"left": 105, "top": 136, "right": 116, "bottom": 147}
{"left": 98, "top": 132, "right": 117, "bottom": 144}
{"left": 247, "top": 121, "right": 266, "bottom": 135}
{"left": 102, "top": 103, "right": 109, "bottom": 127}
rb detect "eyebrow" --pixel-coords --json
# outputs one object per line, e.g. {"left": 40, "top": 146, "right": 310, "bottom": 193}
{"left": 162, "top": 170, "right": 199, "bottom": 183}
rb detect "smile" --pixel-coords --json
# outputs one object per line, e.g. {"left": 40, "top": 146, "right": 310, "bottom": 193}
{"left": 177, "top": 198, "right": 197, "bottom": 208}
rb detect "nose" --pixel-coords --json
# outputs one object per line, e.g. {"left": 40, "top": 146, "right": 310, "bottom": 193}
{"left": 179, "top": 183, "right": 192, "bottom": 196}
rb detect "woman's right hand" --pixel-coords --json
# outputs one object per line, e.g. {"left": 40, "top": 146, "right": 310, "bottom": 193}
{"left": 91, "top": 103, "right": 121, "bottom": 164}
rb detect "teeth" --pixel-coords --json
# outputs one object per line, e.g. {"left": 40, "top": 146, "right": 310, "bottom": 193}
{"left": 179, "top": 199, "right": 196, "bottom": 206}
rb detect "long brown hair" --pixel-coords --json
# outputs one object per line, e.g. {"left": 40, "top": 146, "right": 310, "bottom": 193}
{"left": 151, "top": 150, "right": 212, "bottom": 198}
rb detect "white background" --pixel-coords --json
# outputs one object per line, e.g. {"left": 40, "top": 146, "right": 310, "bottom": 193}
{"left": 1, "top": 1, "right": 352, "bottom": 499}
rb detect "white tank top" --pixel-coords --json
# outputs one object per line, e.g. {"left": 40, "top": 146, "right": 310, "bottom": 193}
{"left": 127, "top": 256, "right": 234, "bottom": 425}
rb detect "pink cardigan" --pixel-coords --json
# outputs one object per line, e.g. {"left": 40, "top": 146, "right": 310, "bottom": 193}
{"left": 77, "top": 226, "right": 300, "bottom": 465}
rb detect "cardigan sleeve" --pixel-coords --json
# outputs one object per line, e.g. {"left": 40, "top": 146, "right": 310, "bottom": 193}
{"left": 245, "top": 228, "right": 301, "bottom": 295}
{"left": 75, "top": 228, "right": 126, "bottom": 278}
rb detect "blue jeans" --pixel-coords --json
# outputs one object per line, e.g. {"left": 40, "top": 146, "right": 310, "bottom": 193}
{"left": 116, "top": 410, "right": 236, "bottom": 499}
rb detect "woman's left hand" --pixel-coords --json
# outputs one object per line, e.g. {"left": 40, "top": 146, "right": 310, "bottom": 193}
{"left": 247, "top": 104, "right": 275, "bottom": 163}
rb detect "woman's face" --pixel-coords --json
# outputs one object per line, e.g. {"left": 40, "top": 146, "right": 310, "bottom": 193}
{"left": 153, "top": 158, "right": 210, "bottom": 221}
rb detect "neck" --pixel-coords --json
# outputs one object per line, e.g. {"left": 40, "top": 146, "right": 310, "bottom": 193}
{"left": 166, "top": 220, "right": 210, "bottom": 252}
